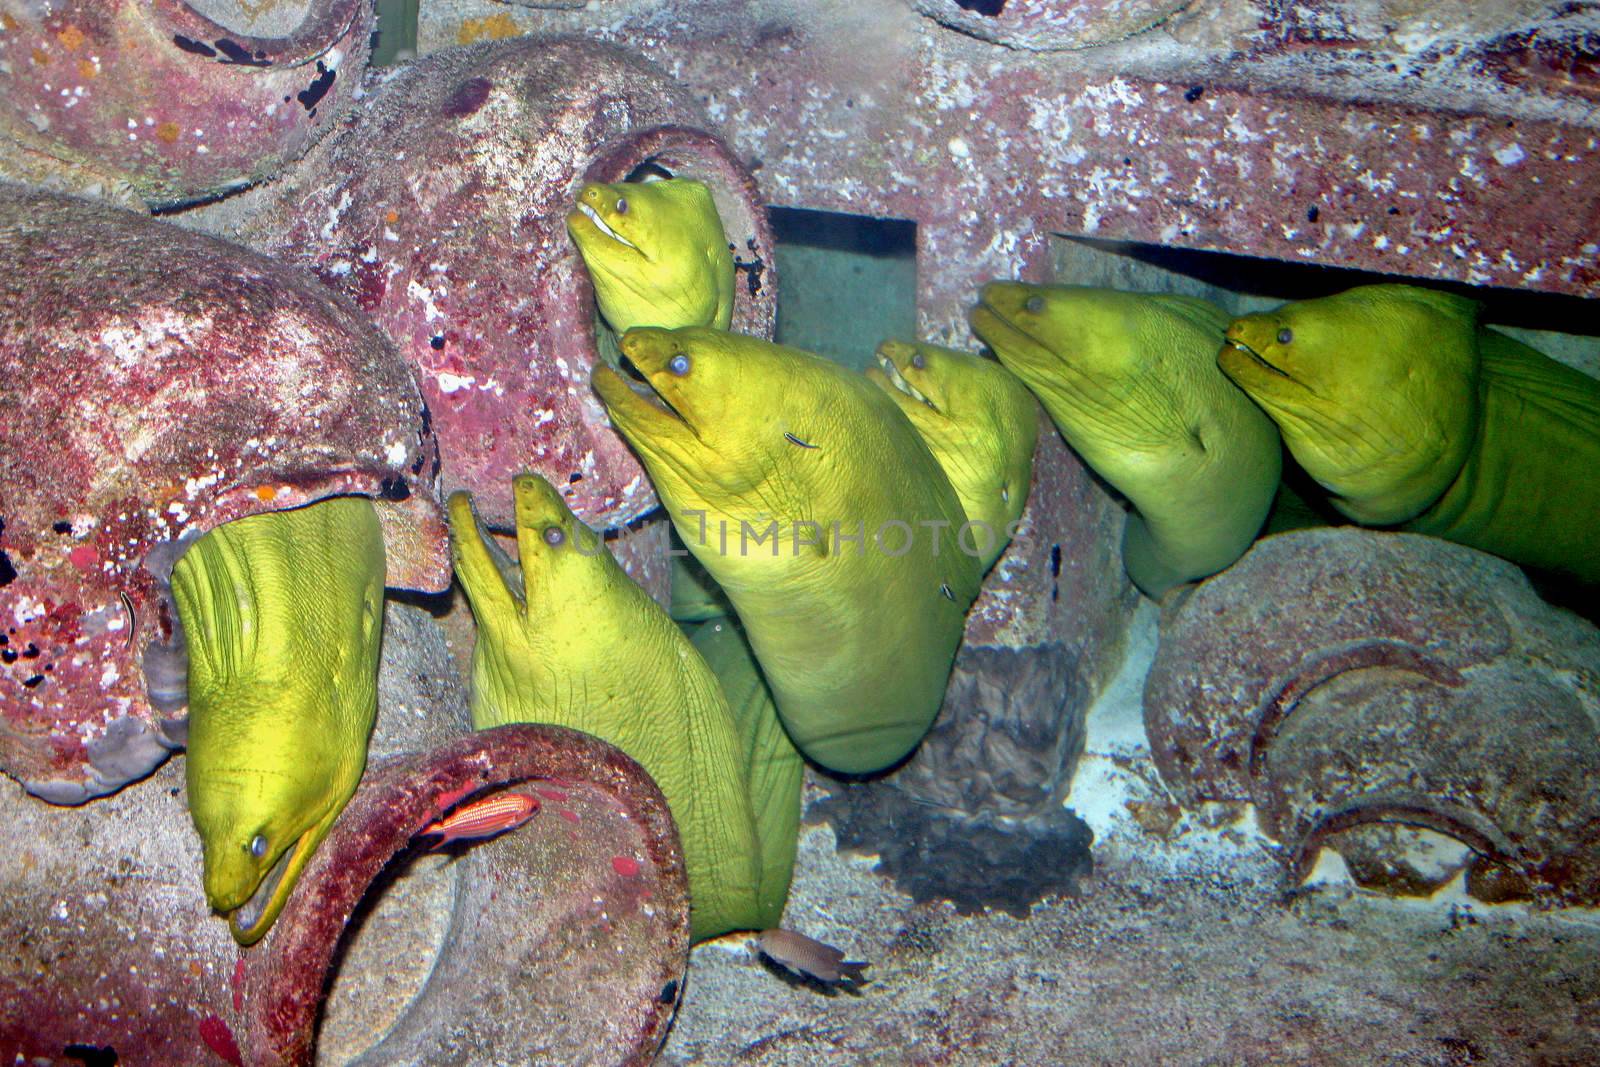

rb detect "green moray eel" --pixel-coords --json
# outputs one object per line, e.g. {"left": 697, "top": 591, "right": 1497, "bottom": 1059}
{"left": 690, "top": 618, "right": 802, "bottom": 927}
{"left": 566, "top": 176, "right": 735, "bottom": 333}
{"left": 866, "top": 339, "right": 1038, "bottom": 573}
{"left": 172, "top": 495, "right": 385, "bottom": 945}
{"left": 1220, "top": 283, "right": 1600, "bottom": 584}
{"left": 593, "top": 326, "right": 980, "bottom": 776}
{"left": 449, "top": 473, "right": 765, "bottom": 941}
{"left": 971, "top": 283, "right": 1282, "bottom": 598}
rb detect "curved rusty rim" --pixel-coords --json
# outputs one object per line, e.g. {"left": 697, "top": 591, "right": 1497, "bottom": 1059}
{"left": 1245, "top": 640, "right": 1465, "bottom": 794}
{"left": 1286, "top": 795, "right": 1521, "bottom": 889}
{"left": 239, "top": 723, "right": 690, "bottom": 1065}
{"left": 151, "top": 0, "right": 364, "bottom": 69}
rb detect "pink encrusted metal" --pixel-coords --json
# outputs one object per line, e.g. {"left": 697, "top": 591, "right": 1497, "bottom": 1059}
{"left": 913, "top": 0, "right": 1191, "bottom": 50}
{"left": 0, "top": 186, "right": 449, "bottom": 805}
{"left": 503, "top": 2, "right": 1598, "bottom": 343}
{"left": 0, "top": 0, "right": 372, "bottom": 206}
{"left": 237, "top": 36, "right": 778, "bottom": 531}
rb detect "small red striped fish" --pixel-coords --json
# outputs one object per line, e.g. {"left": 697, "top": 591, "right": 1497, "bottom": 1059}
{"left": 418, "top": 792, "right": 540, "bottom": 849}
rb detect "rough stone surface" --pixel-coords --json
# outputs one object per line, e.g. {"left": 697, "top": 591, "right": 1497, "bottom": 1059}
{"left": 203, "top": 35, "right": 778, "bottom": 532}
{"left": 0, "top": 602, "right": 689, "bottom": 1067}
{"left": 1145, "top": 528, "right": 1600, "bottom": 906}
{"left": 0, "top": 0, "right": 372, "bottom": 207}
{"left": 0, "top": 186, "right": 449, "bottom": 804}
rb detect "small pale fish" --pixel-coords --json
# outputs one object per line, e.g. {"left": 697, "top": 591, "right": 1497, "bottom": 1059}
{"left": 757, "top": 928, "right": 870, "bottom": 985}
{"left": 418, "top": 791, "right": 540, "bottom": 849}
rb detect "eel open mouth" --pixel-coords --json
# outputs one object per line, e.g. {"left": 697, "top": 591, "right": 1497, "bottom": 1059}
{"left": 622, "top": 358, "right": 690, "bottom": 423}
{"left": 874, "top": 350, "right": 939, "bottom": 412}
{"left": 596, "top": 362, "right": 699, "bottom": 446}
{"left": 1224, "top": 337, "right": 1295, "bottom": 381}
{"left": 229, "top": 823, "right": 317, "bottom": 942}
{"left": 576, "top": 202, "right": 638, "bottom": 251}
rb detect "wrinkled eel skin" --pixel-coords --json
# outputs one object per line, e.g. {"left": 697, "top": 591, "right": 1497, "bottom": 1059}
{"left": 594, "top": 326, "right": 981, "bottom": 776}
{"left": 450, "top": 473, "right": 765, "bottom": 941}
{"left": 1221, "top": 283, "right": 1600, "bottom": 585}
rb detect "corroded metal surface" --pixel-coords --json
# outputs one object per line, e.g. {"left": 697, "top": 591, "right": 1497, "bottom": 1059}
{"left": 913, "top": 0, "right": 1191, "bottom": 50}
{"left": 0, "top": 0, "right": 372, "bottom": 206}
{"left": 417, "top": 1, "right": 1600, "bottom": 335}
{"left": 232, "top": 36, "right": 778, "bottom": 531}
{"left": 659, "top": 23, "right": 1600, "bottom": 338}
{"left": 1144, "top": 528, "right": 1600, "bottom": 905}
{"left": 0, "top": 186, "right": 448, "bottom": 803}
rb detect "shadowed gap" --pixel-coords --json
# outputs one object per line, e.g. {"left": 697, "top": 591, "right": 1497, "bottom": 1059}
{"left": 770, "top": 207, "right": 918, "bottom": 373}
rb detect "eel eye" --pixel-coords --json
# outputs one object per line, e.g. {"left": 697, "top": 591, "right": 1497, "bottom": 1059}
{"left": 615, "top": 197, "right": 629, "bottom": 215}
{"left": 1024, "top": 295, "right": 1045, "bottom": 314}
{"left": 543, "top": 525, "right": 565, "bottom": 547}
{"left": 668, "top": 353, "right": 691, "bottom": 376}
{"left": 911, "top": 351, "right": 926, "bottom": 370}
{"left": 978, "top": 345, "right": 996, "bottom": 360}
{"left": 249, "top": 834, "right": 268, "bottom": 859}
{"left": 1277, "top": 327, "right": 1293, "bottom": 345}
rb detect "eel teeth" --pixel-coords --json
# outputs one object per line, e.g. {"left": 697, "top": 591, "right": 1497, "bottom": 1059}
{"left": 874, "top": 352, "right": 937, "bottom": 410}
{"left": 578, "top": 202, "right": 638, "bottom": 250}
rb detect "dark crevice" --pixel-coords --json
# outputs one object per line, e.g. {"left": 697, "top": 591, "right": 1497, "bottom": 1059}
{"left": 1060, "top": 236, "right": 1600, "bottom": 337}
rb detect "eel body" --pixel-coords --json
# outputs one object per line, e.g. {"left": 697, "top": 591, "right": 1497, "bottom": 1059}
{"left": 450, "top": 473, "right": 764, "bottom": 941}
{"left": 593, "top": 326, "right": 980, "bottom": 776}
{"left": 691, "top": 617, "right": 803, "bottom": 928}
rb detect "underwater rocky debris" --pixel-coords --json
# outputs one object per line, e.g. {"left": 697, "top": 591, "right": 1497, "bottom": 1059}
{"left": 216, "top": 35, "right": 777, "bottom": 534}
{"left": 0, "top": 0, "right": 374, "bottom": 207}
{"left": 815, "top": 426, "right": 1134, "bottom": 915}
{"left": 0, "top": 184, "right": 449, "bottom": 805}
{"left": 1145, "top": 527, "right": 1600, "bottom": 906}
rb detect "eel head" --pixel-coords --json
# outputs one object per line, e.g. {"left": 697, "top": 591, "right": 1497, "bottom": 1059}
{"left": 1219, "top": 284, "right": 1481, "bottom": 525}
{"left": 190, "top": 745, "right": 358, "bottom": 945}
{"left": 594, "top": 325, "right": 774, "bottom": 506}
{"left": 566, "top": 177, "right": 735, "bottom": 333}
